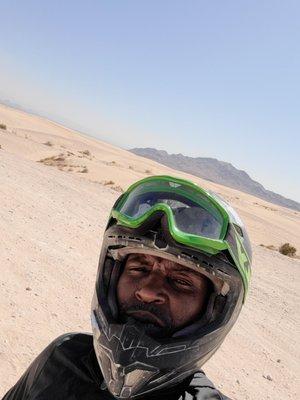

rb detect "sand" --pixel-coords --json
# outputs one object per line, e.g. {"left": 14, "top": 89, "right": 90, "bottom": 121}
{"left": 0, "top": 103, "right": 299, "bottom": 399}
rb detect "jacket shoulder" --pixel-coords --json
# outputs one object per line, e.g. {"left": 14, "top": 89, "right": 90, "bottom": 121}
{"left": 2, "top": 333, "right": 93, "bottom": 400}
{"left": 182, "top": 372, "right": 232, "bottom": 400}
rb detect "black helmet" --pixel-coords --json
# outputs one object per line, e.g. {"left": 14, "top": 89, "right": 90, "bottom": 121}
{"left": 91, "top": 175, "right": 252, "bottom": 398}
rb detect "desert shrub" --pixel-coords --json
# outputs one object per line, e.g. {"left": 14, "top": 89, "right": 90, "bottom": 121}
{"left": 103, "top": 180, "right": 114, "bottom": 185}
{"left": 43, "top": 141, "right": 53, "bottom": 146}
{"left": 80, "top": 149, "right": 91, "bottom": 156}
{"left": 80, "top": 167, "right": 88, "bottom": 173}
{"left": 112, "top": 185, "right": 124, "bottom": 193}
{"left": 54, "top": 156, "right": 65, "bottom": 162}
{"left": 0, "top": 123, "right": 7, "bottom": 130}
{"left": 145, "top": 169, "right": 152, "bottom": 174}
{"left": 279, "top": 243, "right": 296, "bottom": 257}
{"left": 106, "top": 160, "right": 116, "bottom": 165}
{"left": 38, "top": 154, "right": 66, "bottom": 167}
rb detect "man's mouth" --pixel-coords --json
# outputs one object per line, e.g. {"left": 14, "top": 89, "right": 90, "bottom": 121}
{"left": 126, "top": 310, "right": 164, "bottom": 327}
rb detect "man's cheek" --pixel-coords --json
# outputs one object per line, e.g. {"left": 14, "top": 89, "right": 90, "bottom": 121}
{"left": 117, "top": 276, "right": 134, "bottom": 303}
{"left": 169, "top": 300, "right": 195, "bottom": 327}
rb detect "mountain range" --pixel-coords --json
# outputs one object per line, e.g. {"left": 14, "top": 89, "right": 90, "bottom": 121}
{"left": 130, "top": 148, "right": 300, "bottom": 211}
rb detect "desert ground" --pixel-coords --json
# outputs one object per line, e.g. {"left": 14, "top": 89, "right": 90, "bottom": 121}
{"left": 0, "top": 103, "right": 299, "bottom": 399}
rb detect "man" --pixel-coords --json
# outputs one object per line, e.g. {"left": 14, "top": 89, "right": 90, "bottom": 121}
{"left": 3, "top": 175, "right": 252, "bottom": 400}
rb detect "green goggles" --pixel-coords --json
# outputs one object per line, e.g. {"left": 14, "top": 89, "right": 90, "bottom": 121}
{"left": 111, "top": 175, "right": 233, "bottom": 256}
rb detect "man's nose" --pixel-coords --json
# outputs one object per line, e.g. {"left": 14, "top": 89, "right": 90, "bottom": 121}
{"left": 135, "top": 272, "right": 166, "bottom": 304}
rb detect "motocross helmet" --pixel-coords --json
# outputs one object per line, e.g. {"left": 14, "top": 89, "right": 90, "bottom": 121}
{"left": 91, "top": 175, "right": 252, "bottom": 399}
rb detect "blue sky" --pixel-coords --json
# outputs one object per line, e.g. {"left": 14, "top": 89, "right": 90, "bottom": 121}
{"left": 0, "top": 1, "right": 299, "bottom": 201}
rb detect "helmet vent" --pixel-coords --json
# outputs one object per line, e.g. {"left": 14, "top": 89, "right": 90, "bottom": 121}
{"left": 154, "top": 231, "right": 168, "bottom": 249}
{"left": 108, "top": 234, "right": 142, "bottom": 242}
{"left": 180, "top": 251, "right": 202, "bottom": 263}
{"left": 180, "top": 252, "right": 216, "bottom": 270}
{"left": 128, "top": 236, "right": 142, "bottom": 241}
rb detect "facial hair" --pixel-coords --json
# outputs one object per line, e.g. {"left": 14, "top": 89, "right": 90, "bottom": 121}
{"left": 118, "top": 300, "right": 176, "bottom": 338}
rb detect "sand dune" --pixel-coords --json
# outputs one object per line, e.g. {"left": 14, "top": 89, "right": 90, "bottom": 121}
{"left": 0, "top": 104, "right": 299, "bottom": 399}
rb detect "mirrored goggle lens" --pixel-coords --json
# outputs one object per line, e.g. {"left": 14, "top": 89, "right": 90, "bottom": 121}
{"left": 117, "top": 182, "right": 224, "bottom": 239}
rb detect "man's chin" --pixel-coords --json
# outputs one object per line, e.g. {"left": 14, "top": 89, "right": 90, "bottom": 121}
{"left": 124, "top": 316, "right": 174, "bottom": 339}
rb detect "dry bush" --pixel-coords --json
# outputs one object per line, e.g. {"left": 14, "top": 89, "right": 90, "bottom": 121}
{"left": 43, "top": 141, "right": 53, "bottom": 146}
{"left": 80, "top": 167, "right": 88, "bottom": 173}
{"left": 0, "top": 144, "right": 2, "bottom": 149}
{"left": 145, "top": 169, "right": 152, "bottom": 174}
{"left": 79, "top": 149, "right": 91, "bottom": 156}
{"left": 104, "top": 160, "right": 117, "bottom": 166}
{"left": 112, "top": 185, "right": 124, "bottom": 193}
{"left": 128, "top": 165, "right": 134, "bottom": 170}
{"left": 279, "top": 243, "right": 297, "bottom": 257}
{"left": 38, "top": 154, "right": 67, "bottom": 168}
{"left": 102, "top": 180, "right": 115, "bottom": 186}
{"left": 0, "top": 123, "right": 7, "bottom": 130}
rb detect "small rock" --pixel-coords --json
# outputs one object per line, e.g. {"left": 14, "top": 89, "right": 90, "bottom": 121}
{"left": 263, "top": 374, "right": 273, "bottom": 381}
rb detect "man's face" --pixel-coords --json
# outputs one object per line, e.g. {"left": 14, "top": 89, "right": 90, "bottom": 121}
{"left": 117, "top": 253, "right": 210, "bottom": 338}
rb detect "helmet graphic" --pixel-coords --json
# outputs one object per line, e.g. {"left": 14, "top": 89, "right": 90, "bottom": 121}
{"left": 91, "top": 175, "right": 252, "bottom": 398}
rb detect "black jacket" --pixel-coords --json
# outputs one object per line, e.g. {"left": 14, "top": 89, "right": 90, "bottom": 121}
{"left": 3, "top": 333, "right": 231, "bottom": 400}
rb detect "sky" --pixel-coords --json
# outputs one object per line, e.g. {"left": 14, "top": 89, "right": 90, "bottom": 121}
{"left": 0, "top": 0, "right": 299, "bottom": 201}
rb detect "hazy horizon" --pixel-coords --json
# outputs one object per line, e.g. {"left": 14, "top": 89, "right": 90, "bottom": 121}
{"left": 1, "top": 98, "right": 298, "bottom": 205}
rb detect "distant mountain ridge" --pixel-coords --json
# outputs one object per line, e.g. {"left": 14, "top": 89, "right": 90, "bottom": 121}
{"left": 130, "top": 148, "right": 300, "bottom": 211}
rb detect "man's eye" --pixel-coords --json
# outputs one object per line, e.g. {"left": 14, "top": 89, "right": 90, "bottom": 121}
{"left": 172, "top": 278, "right": 191, "bottom": 287}
{"left": 130, "top": 266, "right": 148, "bottom": 273}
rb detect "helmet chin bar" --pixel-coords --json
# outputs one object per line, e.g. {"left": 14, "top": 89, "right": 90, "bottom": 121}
{"left": 92, "top": 317, "right": 159, "bottom": 398}
{"left": 91, "top": 223, "right": 244, "bottom": 399}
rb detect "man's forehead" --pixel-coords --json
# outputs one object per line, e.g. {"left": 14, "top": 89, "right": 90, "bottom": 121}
{"left": 126, "top": 253, "right": 204, "bottom": 277}
{"left": 127, "top": 253, "right": 176, "bottom": 265}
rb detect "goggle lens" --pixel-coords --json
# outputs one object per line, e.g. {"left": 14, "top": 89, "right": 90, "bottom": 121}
{"left": 116, "top": 180, "right": 224, "bottom": 240}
